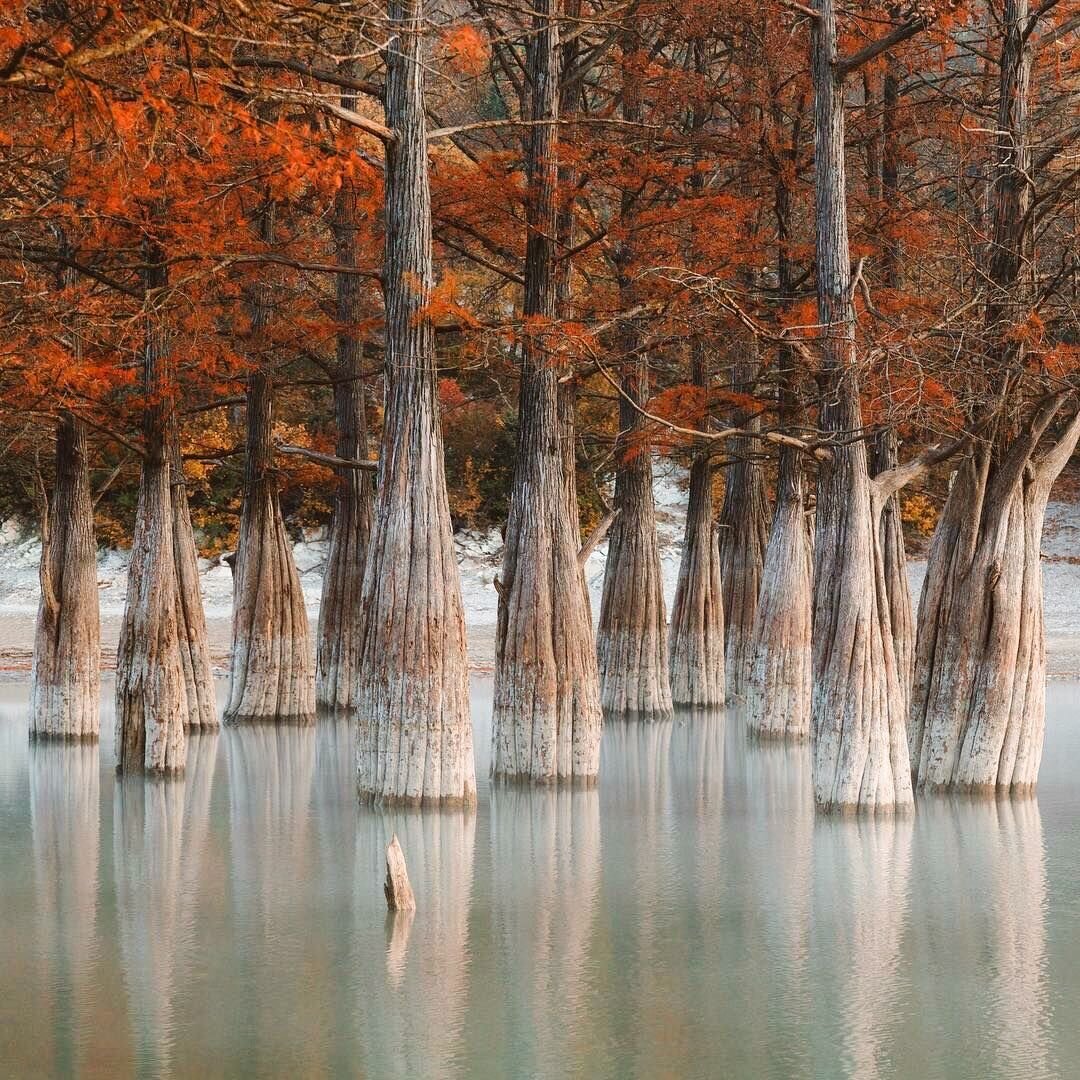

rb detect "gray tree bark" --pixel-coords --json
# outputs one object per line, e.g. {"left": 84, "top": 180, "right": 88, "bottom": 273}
{"left": 316, "top": 162, "right": 374, "bottom": 714}
{"left": 355, "top": 0, "right": 475, "bottom": 805}
{"left": 168, "top": 427, "right": 217, "bottom": 729}
{"left": 718, "top": 359, "right": 769, "bottom": 702}
{"left": 808, "top": 0, "right": 912, "bottom": 811}
{"left": 31, "top": 411, "right": 101, "bottom": 740}
{"left": 491, "top": 0, "right": 603, "bottom": 782}
{"left": 224, "top": 369, "right": 316, "bottom": 724}
{"left": 908, "top": 0, "right": 1075, "bottom": 795}
{"left": 115, "top": 252, "right": 187, "bottom": 774}
{"left": 669, "top": 342, "right": 725, "bottom": 708}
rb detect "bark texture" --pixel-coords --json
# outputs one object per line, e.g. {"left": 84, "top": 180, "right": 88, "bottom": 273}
{"left": 908, "top": 0, "right": 1073, "bottom": 795}
{"left": 115, "top": 263, "right": 187, "bottom": 774}
{"left": 808, "top": 0, "right": 912, "bottom": 811}
{"left": 669, "top": 346, "right": 724, "bottom": 708}
{"left": 747, "top": 447, "right": 813, "bottom": 739}
{"left": 596, "top": 26, "right": 672, "bottom": 720}
{"left": 718, "top": 361, "right": 769, "bottom": 701}
{"left": 909, "top": 413, "right": 1080, "bottom": 793}
{"left": 870, "top": 428, "right": 914, "bottom": 713}
{"left": 224, "top": 370, "right": 315, "bottom": 725}
{"left": 316, "top": 66, "right": 375, "bottom": 715}
{"left": 384, "top": 834, "right": 416, "bottom": 912}
{"left": 168, "top": 428, "right": 217, "bottom": 729}
{"left": 31, "top": 411, "right": 101, "bottom": 740}
{"left": 355, "top": 0, "right": 475, "bottom": 805}
{"left": 492, "top": 0, "right": 603, "bottom": 781}
{"left": 597, "top": 349, "right": 673, "bottom": 718}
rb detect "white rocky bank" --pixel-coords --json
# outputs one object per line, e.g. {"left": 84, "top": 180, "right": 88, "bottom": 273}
{"left": 3, "top": 463, "right": 1080, "bottom": 673}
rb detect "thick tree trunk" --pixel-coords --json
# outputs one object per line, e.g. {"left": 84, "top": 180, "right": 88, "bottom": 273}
{"left": 718, "top": 360, "right": 769, "bottom": 701}
{"left": 316, "top": 182, "right": 374, "bottom": 713}
{"left": 225, "top": 371, "right": 315, "bottom": 724}
{"left": 355, "top": 0, "right": 475, "bottom": 805}
{"left": 909, "top": 0, "right": 1070, "bottom": 796}
{"left": 168, "top": 427, "right": 217, "bottom": 729}
{"left": 669, "top": 344, "right": 724, "bottom": 708}
{"left": 597, "top": 345, "right": 673, "bottom": 718}
{"left": 115, "top": 264, "right": 187, "bottom": 774}
{"left": 909, "top": 412, "right": 1080, "bottom": 793}
{"left": 747, "top": 447, "right": 812, "bottom": 739}
{"left": 31, "top": 411, "right": 100, "bottom": 740}
{"left": 809, "top": 0, "right": 912, "bottom": 812}
{"left": 492, "top": 0, "right": 603, "bottom": 782}
{"left": 870, "top": 428, "right": 914, "bottom": 713}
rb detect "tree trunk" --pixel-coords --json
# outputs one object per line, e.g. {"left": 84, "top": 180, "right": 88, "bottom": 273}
{"left": 168, "top": 426, "right": 217, "bottom": 729}
{"left": 355, "top": 0, "right": 475, "bottom": 805}
{"left": 492, "top": 0, "right": 602, "bottom": 782}
{"left": 115, "top": 252, "right": 187, "bottom": 775}
{"left": 909, "top": 0, "right": 1070, "bottom": 796}
{"left": 718, "top": 359, "right": 769, "bottom": 701}
{"left": 909, "top": 411, "right": 1080, "bottom": 793}
{"left": 870, "top": 428, "right": 914, "bottom": 714}
{"left": 224, "top": 370, "right": 315, "bottom": 724}
{"left": 31, "top": 411, "right": 100, "bottom": 740}
{"left": 808, "top": 0, "right": 912, "bottom": 812}
{"left": 596, "top": 28, "right": 672, "bottom": 720}
{"left": 668, "top": 343, "right": 724, "bottom": 708}
{"left": 597, "top": 343, "right": 673, "bottom": 718}
{"left": 316, "top": 171, "right": 374, "bottom": 714}
{"left": 747, "top": 446, "right": 812, "bottom": 739}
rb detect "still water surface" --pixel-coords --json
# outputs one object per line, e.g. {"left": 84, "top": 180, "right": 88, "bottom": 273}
{"left": 1, "top": 677, "right": 1079, "bottom": 1079}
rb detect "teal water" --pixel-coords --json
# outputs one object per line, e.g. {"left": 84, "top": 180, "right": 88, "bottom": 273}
{"left": 1, "top": 676, "right": 1079, "bottom": 1079}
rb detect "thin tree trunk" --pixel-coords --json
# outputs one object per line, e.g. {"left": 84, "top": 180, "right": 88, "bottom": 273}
{"left": 355, "top": 0, "right": 475, "bottom": 805}
{"left": 492, "top": 0, "right": 603, "bottom": 782}
{"left": 718, "top": 358, "right": 769, "bottom": 701}
{"left": 596, "top": 27, "right": 672, "bottom": 720}
{"left": 909, "top": 0, "right": 1071, "bottom": 795}
{"left": 168, "top": 425, "right": 217, "bottom": 729}
{"left": 809, "top": 0, "right": 912, "bottom": 811}
{"left": 31, "top": 410, "right": 100, "bottom": 740}
{"left": 225, "top": 369, "right": 315, "bottom": 724}
{"left": 668, "top": 341, "right": 724, "bottom": 708}
{"left": 316, "top": 133, "right": 374, "bottom": 714}
{"left": 115, "top": 255, "right": 187, "bottom": 773}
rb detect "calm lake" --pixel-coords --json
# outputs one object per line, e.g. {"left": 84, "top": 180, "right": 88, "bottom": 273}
{"left": 1, "top": 676, "right": 1079, "bottom": 1079}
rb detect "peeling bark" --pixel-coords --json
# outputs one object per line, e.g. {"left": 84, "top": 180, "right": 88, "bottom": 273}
{"left": 718, "top": 360, "right": 769, "bottom": 702}
{"left": 224, "top": 370, "right": 315, "bottom": 725}
{"left": 168, "top": 427, "right": 217, "bottom": 729}
{"left": 808, "top": 0, "right": 912, "bottom": 812}
{"left": 669, "top": 346, "right": 724, "bottom": 709}
{"left": 31, "top": 411, "right": 100, "bottom": 740}
{"left": 355, "top": 0, "right": 475, "bottom": 805}
{"left": 316, "top": 62, "right": 375, "bottom": 715}
{"left": 491, "top": 0, "right": 603, "bottom": 781}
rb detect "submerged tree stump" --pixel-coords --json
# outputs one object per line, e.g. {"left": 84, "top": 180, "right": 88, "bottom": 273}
{"left": 384, "top": 834, "right": 416, "bottom": 912}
